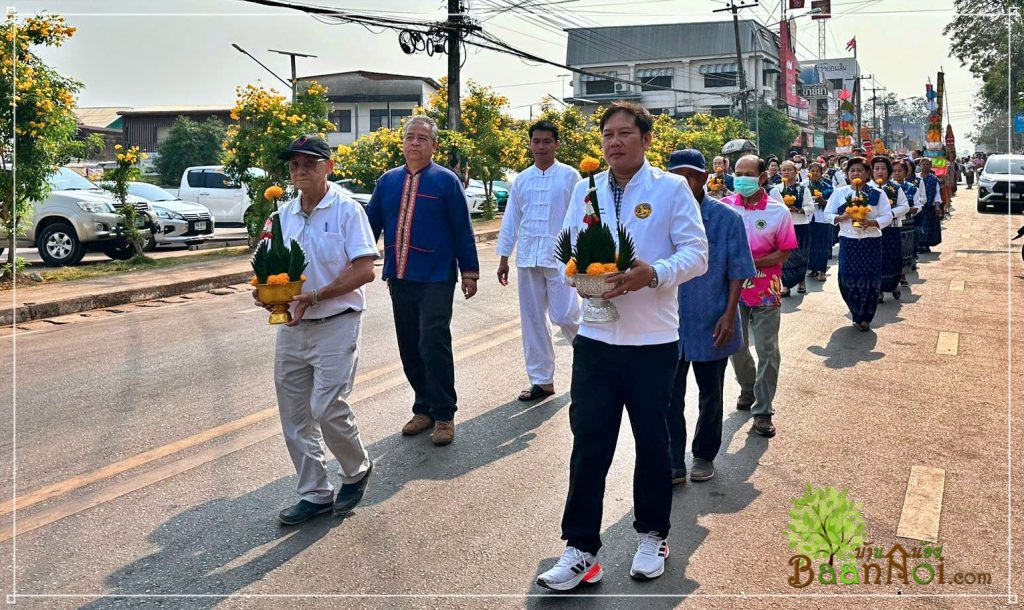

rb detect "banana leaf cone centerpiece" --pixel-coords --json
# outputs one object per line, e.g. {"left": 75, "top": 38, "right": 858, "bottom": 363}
{"left": 555, "top": 157, "right": 638, "bottom": 323}
{"left": 251, "top": 212, "right": 308, "bottom": 324}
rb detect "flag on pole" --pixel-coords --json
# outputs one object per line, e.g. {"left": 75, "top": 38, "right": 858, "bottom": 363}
{"left": 846, "top": 37, "right": 857, "bottom": 51}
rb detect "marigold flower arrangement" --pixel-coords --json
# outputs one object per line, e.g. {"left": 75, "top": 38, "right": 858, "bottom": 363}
{"left": 553, "top": 157, "right": 638, "bottom": 323}
{"left": 250, "top": 212, "right": 308, "bottom": 324}
{"left": 845, "top": 179, "right": 871, "bottom": 228}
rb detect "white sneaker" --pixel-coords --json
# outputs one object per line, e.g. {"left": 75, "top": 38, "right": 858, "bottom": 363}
{"left": 536, "top": 546, "right": 603, "bottom": 591}
{"left": 630, "top": 532, "right": 669, "bottom": 580}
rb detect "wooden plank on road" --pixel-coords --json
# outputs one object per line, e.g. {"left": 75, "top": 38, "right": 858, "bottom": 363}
{"left": 896, "top": 465, "right": 945, "bottom": 543}
{"left": 936, "top": 331, "right": 959, "bottom": 356}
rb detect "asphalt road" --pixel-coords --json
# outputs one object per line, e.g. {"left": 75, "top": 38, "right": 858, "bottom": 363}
{"left": 0, "top": 188, "right": 1021, "bottom": 609}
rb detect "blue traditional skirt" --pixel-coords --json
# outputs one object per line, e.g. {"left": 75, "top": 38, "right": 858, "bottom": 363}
{"left": 917, "top": 207, "right": 942, "bottom": 248}
{"left": 830, "top": 224, "right": 839, "bottom": 258}
{"left": 782, "top": 224, "right": 810, "bottom": 288}
{"left": 808, "top": 219, "right": 833, "bottom": 273}
{"left": 838, "top": 236, "right": 882, "bottom": 324}
{"left": 900, "top": 218, "right": 917, "bottom": 273}
{"left": 880, "top": 225, "right": 902, "bottom": 293}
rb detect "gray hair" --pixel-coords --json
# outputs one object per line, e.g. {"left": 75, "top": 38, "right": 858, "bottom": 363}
{"left": 403, "top": 115, "right": 439, "bottom": 141}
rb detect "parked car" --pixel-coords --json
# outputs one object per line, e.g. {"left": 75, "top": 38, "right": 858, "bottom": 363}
{"left": 178, "top": 166, "right": 266, "bottom": 225}
{"left": 125, "top": 182, "right": 216, "bottom": 250}
{"left": 466, "top": 179, "right": 509, "bottom": 213}
{"left": 977, "top": 154, "right": 1024, "bottom": 211}
{"left": 330, "top": 179, "right": 373, "bottom": 208}
{"left": 15, "top": 167, "right": 155, "bottom": 266}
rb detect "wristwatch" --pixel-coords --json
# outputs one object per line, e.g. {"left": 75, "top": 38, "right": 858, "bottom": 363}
{"left": 648, "top": 267, "right": 660, "bottom": 289}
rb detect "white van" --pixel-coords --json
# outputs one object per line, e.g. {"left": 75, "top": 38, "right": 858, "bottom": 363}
{"left": 178, "top": 166, "right": 266, "bottom": 225}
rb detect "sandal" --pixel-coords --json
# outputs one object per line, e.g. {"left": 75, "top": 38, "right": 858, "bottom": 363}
{"left": 518, "top": 385, "right": 555, "bottom": 402}
{"left": 797, "top": 285, "right": 806, "bottom": 294}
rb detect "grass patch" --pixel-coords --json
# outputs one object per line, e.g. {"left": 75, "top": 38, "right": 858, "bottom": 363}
{"left": 40, "top": 247, "right": 249, "bottom": 283}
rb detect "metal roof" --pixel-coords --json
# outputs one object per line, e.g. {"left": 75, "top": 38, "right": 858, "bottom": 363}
{"left": 297, "top": 70, "right": 441, "bottom": 91}
{"left": 75, "top": 107, "right": 127, "bottom": 129}
{"left": 566, "top": 20, "right": 780, "bottom": 66}
{"left": 118, "top": 105, "right": 232, "bottom": 116}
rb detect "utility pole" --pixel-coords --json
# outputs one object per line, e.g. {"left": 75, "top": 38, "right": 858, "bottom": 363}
{"left": 447, "top": 0, "right": 464, "bottom": 133}
{"left": 854, "top": 73, "right": 872, "bottom": 145}
{"left": 268, "top": 49, "right": 318, "bottom": 102}
{"left": 714, "top": 0, "right": 759, "bottom": 124}
{"left": 866, "top": 84, "right": 885, "bottom": 137}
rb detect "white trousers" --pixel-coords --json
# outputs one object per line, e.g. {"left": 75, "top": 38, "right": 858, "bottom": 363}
{"left": 517, "top": 266, "right": 580, "bottom": 386}
{"left": 274, "top": 312, "right": 371, "bottom": 503}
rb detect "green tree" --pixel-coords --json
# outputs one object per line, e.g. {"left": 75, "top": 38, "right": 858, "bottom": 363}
{"left": 155, "top": 116, "right": 225, "bottom": 186}
{"left": 102, "top": 144, "right": 152, "bottom": 261}
{"left": 530, "top": 99, "right": 602, "bottom": 171}
{"left": 787, "top": 484, "right": 866, "bottom": 567}
{"left": 752, "top": 105, "right": 801, "bottom": 159}
{"left": 0, "top": 13, "right": 81, "bottom": 274}
{"left": 222, "top": 81, "right": 334, "bottom": 244}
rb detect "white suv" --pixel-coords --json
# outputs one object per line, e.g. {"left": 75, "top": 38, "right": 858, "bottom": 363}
{"left": 178, "top": 165, "right": 266, "bottom": 225}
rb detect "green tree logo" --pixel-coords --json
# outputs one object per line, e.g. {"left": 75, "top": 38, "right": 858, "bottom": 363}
{"left": 787, "top": 484, "right": 867, "bottom": 566}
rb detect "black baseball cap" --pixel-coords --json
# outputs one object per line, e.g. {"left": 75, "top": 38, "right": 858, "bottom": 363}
{"left": 278, "top": 134, "right": 332, "bottom": 161}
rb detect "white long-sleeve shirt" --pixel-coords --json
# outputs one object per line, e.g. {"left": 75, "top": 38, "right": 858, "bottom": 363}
{"left": 496, "top": 160, "right": 581, "bottom": 268}
{"left": 562, "top": 160, "right": 708, "bottom": 346}
{"left": 769, "top": 184, "right": 816, "bottom": 226}
{"left": 875, "top": 182, "right": 910, "bottom": 227}
{"left": 825, "top": 184, "right": 893, "bottom": 239}
{"left": 831, "top": 168, "right": 848, "bottom": 189}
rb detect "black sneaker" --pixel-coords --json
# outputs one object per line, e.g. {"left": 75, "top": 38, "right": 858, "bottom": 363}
{"left": 736, "top": 396, "right": 754, "bottom": 411}
{"left": 334, "top": 462, "right": 373, "bottom": 516}
{"left": 671, "top": 467, "right": 687, "bottom": 485}
{"left": 752, "top": 415, "right": 776, "bottom": 438}
{"left": 278, "top": 499, "right": 333, "bottom": 526}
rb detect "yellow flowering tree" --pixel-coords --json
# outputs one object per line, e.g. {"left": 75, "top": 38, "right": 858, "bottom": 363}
{"left": 222, "top": 81, "right": 334, "bottom": 244}
{"left": 0, "top": 13, "right": 81, "bottom": 274}
{"left": 102, "top": 144, "right": 150, "bottom": 260}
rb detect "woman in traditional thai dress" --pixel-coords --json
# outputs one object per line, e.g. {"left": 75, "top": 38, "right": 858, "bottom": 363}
{"left": 892, "top": 158, "right": 921, "bottom": 284}
{"left": 871, "top": 156, "right": 910, "bottom": 302}
{"left": 770, "top": 160, "right": 815, "bottom": 296}
{"left": 804, "top": 162, "right": 835, "bottom": 281}
{"left": 824, "top": 157, "right": 893, "bottom": 332}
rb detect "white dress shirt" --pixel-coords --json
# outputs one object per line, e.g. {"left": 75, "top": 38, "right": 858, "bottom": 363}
{"left": 876, "top": 182, "right": 910, "bottom": 227}
{"left": 824, "top": 184, "right": 893, "bottom": 240}
{"left": 277, "top": 182, "right": 379, "bottom": 317}
{"left": 562, "top": 160, "right": 708, "bottom": 346}
{"left": 832, "top": 168, "right": 848, "bottom": 189}
{"left": 769, "top": 184, "right": 816, "bottom": 226}
{"left": 497, "top": 160, "right": 581, "bottom": 268}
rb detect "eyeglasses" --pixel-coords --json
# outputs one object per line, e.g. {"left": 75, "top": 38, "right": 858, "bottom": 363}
{"left": 288, "top": 157, "right": 327, "bottom": 171}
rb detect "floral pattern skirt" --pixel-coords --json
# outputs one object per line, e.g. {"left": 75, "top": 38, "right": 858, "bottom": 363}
{"left": 838, "top": 236, "right": 882, "bottom": 324}
{"left": 880, "top": 226, "right": 902, "bottom": 293}
{"left": 917, "top": 206, "right": 942, "bottom": 248}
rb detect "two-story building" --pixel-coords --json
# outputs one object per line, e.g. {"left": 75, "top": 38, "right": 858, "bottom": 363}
{"left": 296, "top": 70, "right": 440, "bottom": 146}
{"left": 564, "top": 20, "right": 782, "bottom": 119}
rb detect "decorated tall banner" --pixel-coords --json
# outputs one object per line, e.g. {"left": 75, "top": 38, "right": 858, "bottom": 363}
{"left": 836, "top": 88, "right": 854, "bottom": 154}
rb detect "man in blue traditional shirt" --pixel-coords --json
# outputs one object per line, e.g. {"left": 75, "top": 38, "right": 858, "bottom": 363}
{"left": 666, "top": 150, "right": 756, "bottom": 484}
{"left": 366, "top": 116, "right": 480, "bottom": 446}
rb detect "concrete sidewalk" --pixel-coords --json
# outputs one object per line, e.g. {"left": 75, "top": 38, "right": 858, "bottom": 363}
{"left": 1, "top": 221, "right": 503, "bottom": 326}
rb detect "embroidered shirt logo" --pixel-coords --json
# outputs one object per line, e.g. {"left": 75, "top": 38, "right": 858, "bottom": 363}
{"left": 755, "top": 219, "right": 768, "bottom": 230}
{"left": 634, "top": 203, "right": 652, "bottom": 219}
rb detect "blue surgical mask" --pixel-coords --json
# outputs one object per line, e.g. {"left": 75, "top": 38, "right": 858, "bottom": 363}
{"left": 733, "top": 176, "right": 761, "bottom": 197}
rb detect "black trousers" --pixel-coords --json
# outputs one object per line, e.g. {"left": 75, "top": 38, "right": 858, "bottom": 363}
{"left": 667, "top": 352, "right": 728, "bottom": 470}
{"left": 561, "top": 336, "right": 679, "bottom": 555}
{"left": 388, "top": 279, "right": 457, "bottom": 421}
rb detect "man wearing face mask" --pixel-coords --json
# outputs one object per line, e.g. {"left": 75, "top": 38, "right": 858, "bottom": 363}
{"left": 720, "top": 155, "right": 797, "bottom": 438}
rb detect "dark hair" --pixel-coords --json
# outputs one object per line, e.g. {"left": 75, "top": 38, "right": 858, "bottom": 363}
{"left": 846, "top": 156, "right": 869, "bottom": 173}
{"left": 893, "top": 158, "right": 914, "bottom": 176}
{"left": 808, "top": 161, "right": 824, "bottom": 172}
{"left": 528, "top": 120, "right": 559, "bottom": 141}
{"left": 599, "top": 101, "right": 653, "bottom": 135}
{"left": 871, "top": 155, "right": 893, "bottom": 176}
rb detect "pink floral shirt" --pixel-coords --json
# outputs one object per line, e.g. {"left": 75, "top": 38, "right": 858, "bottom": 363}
{"left": 722, "top": 191, "right": 798, "bottom": 308}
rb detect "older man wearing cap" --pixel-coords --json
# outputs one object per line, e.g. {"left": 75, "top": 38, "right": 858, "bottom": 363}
{"left": 366, "top": 116, "right": 480, "bottom": 446}
{"left": 666, "top": 150, "right": 755, "bottom": 483}
{"left": 255, "top": 133, "right": 378, "bottom": 525}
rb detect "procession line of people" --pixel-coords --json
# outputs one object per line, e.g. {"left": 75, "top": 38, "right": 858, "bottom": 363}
{"left": 253, "top": 102, "right": 954, "bottom": 591}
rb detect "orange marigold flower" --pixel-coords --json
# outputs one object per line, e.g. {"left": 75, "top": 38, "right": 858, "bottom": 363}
{"left": 585, "top": 262, "right": 606, "bottom": 276}
{"left": 264, "top": 185, "right": 285, "bottom": 201}
{"left": 852, "top": 178, "right": 863, "bottom": 187}
{"left": 602, "top": 262, "right": 618, "bottom": 273}
{"left": 250, "top": 277, "right": 259, "bottom": 286}
{"left": 580, "top": 157, "right": 600, "bottom": 174}
{"left": 565, "top": 259, "right": 578, "bottom": 276}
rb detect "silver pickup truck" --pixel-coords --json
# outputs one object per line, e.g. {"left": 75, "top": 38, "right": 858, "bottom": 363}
{"left": 16, "top": 167, "right": 157, "bottom": 266}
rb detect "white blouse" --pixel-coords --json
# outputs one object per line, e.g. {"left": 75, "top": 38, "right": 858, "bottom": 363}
{"left": 824, "top": 184, "right": 893, "bottom": 240}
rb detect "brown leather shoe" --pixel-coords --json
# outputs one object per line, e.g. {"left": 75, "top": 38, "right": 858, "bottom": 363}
{"left": 431, "top": 420, "right": 455, "bottom": 446}
{"left": 402, "top": 414, "right": 433, "bottom": 436}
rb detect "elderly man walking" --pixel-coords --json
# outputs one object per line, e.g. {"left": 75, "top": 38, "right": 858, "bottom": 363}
{"left": 366, "top": 116, "right": 480, "bottom": 446}
{"left": 666, "top": 149, "right": 755, "bottom": 483}
{"left": 256, "top": 134, "right": 378, "bottom": 525}
{"left": 497, "top": 120, "right": 581, "bottom": 401}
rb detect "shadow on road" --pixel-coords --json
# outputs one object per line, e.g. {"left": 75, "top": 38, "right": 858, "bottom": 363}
{"left": 524, "top": 410, "right": 768, "bottom": 608}
{"left": 82, "top": 394, "right": 568, "bottom": 608}
{"left": 806, "top": 324, "right": 885, "bottom": 368}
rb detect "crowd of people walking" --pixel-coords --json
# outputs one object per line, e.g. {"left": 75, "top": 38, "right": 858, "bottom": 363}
{"left": 252, "top": 101, "right": 955, "bottom": 591}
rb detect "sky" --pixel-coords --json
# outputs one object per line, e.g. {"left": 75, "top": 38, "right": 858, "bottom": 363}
{"left": 17, "top": 0, "right": 989, "bottom": 149}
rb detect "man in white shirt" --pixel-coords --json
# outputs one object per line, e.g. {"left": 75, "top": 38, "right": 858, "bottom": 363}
{"left": 255, "top": 135, "right": 378, "bottom": 526}
{"left": 497, "top": 121, "right": 581, "bottom": 401}
{"left": 536, "top": 102, "right": 708, "bottom": 592}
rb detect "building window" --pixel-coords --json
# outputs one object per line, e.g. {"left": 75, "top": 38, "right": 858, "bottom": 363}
{"left": 369, "top": 109, "right": 413, "bottom": 132}
{"left": 641, "top": 75, "right": 672, "bottom": 91}
{"left": 330, "top": 109, "right": 352, "bottom": 133}
{"left": 390, "top": 109, "right": 412, "bottom": 127}
{"left": 704, "top": 72, "right": 738, "bottom": 88}
{"left": 585, "top": 79, "right": 615, "bottom": 95}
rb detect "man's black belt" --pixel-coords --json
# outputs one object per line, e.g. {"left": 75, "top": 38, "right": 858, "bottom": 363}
{"left": 301, "top": 308, "right": 358, "bottom": 323}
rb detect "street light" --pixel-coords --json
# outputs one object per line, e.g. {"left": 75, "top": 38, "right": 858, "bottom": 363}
{"left": 232, "top": 43, "right": 292, "bottom": 92}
